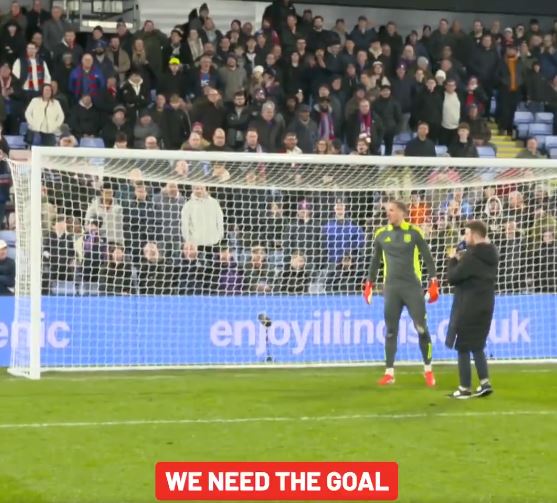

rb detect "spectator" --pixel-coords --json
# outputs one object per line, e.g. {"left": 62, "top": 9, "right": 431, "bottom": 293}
{"left": 218, "top": 53, "right": 248, "bottom": 102}
{"left": 52, "top": 50, "right": 74, "bottom": 96}
{"left": 215, "top": 244, "right": 243, "bottom": 295}
{"left": 482, "top": 194, "right": 505, "bottom": 242}
{"left": 461, "top": 76, "right": 488, "bottom": 116}
{"left": 374, "top": 84, "right": 402, "bottom": 155}
{"left": 448, "top": 122, "right": 479, "bottom": 157}
{"left": 280, "top": 251, "right": 309, "bottom": 293}
{"left": 532, "top": 230, "right": 557, "bottom": 292}
{"left": 207, "top": 128, "right": 232, "bottom": 152}
{"left": 85, "top": 24, "right": 106, "bottom": 53}
{"left": 440, "top": 78, "right": 461, "bottom": 146}
{"left": 134, "top": 20, "right": 167, "bottom": 79}
{"left": 26, "top": 0, "right": 51, "bottom": 41}
{"left": 414, "top": 76, "right": 442, "bottom": 142}
{"left": 133, "top": 109, "right": 160, "bottom": 148}
{"left": 242, "top": 128, "right": 263, "bottom": 153}
{"left": 249, "top": 100, "right": 285, "bottom": 152}
{"left": 53, "top": 29, "right": 83, "bottom": 66}
{"left": 99, "top": 245, "right": 133, "bottom": 295}
{"left": 176, "top": 243, "right": 204, "bottom": 294}
{"left": 182, "top": 130, "right": 207, "bottom": 151}
{"left": 70, "top": 94, "right": 101, "bottom": 138}
{"left": 429, "top": 18, "right": 452, "bottom": 62}
{"left": 191, "top": 54, "right": 221, "bottom": 99}
{"left": 79, "top": 218, "right": 108, "bottom": 293}
{"left": 225, "top": 91, "right": 254, "bottom": 150}
{"left": 350, "top": 15, "right": 376, "bottom": 52}
{"left": 322, "top": 199, "right": 365, "bottom": 265}
{"left": 0, "top": 239, "right": 15, "bottom": 295}
{"left": 85, "top": 182, "right": 125, "bottom": 246}
{"left": 116, "top": 20, "right": 133, "bottom": 57}
{"left": 285, "top": 199, "right": 322, "bottom": 266}
{"left": 120, "top": 71, "right": 149, "bottom": 120}
{"left": 192, "top": 87, "right": 226, "bottom": 141}
{"left": 24, "top": 83, "right": 64, "bottom": 146}
{"left": 408, "top": 191, "right": 430, "bottom": 224}
{"left": 466, "top": 103, "right": 491, "bottom": 146}
{"left": 243, "top": 245, "right": 272, "bottom": 293}
{"left": 279, "top": 131, "right": 302, "bottom": 154}
{"left": 186, "top": 28, "right": 204, "bottom": 63}
{"left": 130, "top": 38, "right": 155, "bottom": 91}
{"left": 498, "top": 45, "right": 524, "bottom": 136}
{"left": 404, "top": 121, "right": 436, "bottom": 156}
{"left": 91, "top": 40, "right": 115, "bottom": 80}
{"left": 499, "top": 220, "right": 526, "bottom": 292}
{"left": 0, "top": 132, "right": 11, "bottom": 230}
{"left": 138, "top": 241, "right": 174, "bottom": 294}
{"left": 311, "top": 96, "right": 336, "bottom": 143}
{"left": 157, "top": 57, "right": 187, "bottom": 100}
{"left": 162, "top": 27, "right": 189, "bottom": 67}
{"left": 42, "top": 216, "right": 76, "bottom": 294}
{"left": 12, "top": 42, "right": 51, "bottom": 101}
{"left": 69, "top": 53, "right": 106, "bottom": 102}
{"left": 41, "top": 5, "right": 71, "bottom": 54}
{"left": 469, "top": 34, "right": 501, "bottom": 116}
{"left": 100, "top": 104, "right": 133, "bottom": 148}
{"left": 106, "top": 36, "right": 131, "bottom": 85}
{"left": 122, "top": 182, "right": 153, "bottom": 263}
{"left": 345, "top": 98, "right": 383, "bottom": 153}
{"left": 287, "top": 103, "right": 318, "bottom": 154}
{"left": 525, "top": 61, "right": 550, "bottom": 107}
{"left": 516, "top": 137, "right": 545, "bottom": 159}
{"left": 1, "top": 22, "right": 25, "bottom": 67}
{"left": 181, "top": 184, "right": 224, "bottom": 254}
{"left": 391, "top": 63, "right": 413, "bottom": 131}
{"left": 326, "top": 253, "right": 359, "bottom": 293}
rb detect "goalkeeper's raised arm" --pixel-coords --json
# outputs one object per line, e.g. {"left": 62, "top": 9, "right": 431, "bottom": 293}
{"left": 363, "top": 200, "right": 439, "bottom": 387}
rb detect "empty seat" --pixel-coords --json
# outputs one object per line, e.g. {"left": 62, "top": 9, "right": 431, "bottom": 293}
{"left": 517, "top": 123, "right": 529, "bottom": 139}
{"left": 544, "top": 136, "right": 557, "bottom": 150}
{"left": 394, "top": 132, "right": 413, "bottom": 144}
{"left": 513, "top": 111, "right": 534, "bottom": 124}
{"left": 549, "top": 148, "right": 557, "bottom": 159}
{"left": 5, "top": 135, "right": 27, "bottom": 149}
{"left": 435, "top": 145, "right": 448, "bottom": 156}
{"left": 528, "top": 123, "right": 553, "bottom": 136}
{"left": 534, "top": 112, "right": 554, "bottom": 124}
{"left": 477, "top": 146, "right": 496, "bottom": 158}
{"left": 534, "top": 135, "right": 547, "bottom": 149}
{"left": 79, "top": 137, "right": 105, "bottom": 148}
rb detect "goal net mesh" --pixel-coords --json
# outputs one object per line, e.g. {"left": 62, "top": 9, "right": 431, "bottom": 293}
{"left": 7, "top": 150, "right": 557, "bottom": 375}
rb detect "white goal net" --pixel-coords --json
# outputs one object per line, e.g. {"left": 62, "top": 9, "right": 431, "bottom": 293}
{"left": 7, "top": 148, "right": 557, "bottom": 378}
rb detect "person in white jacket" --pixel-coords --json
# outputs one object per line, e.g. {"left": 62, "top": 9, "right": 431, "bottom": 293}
{"left": 25, "top": 84, "right": 64, "bottom": 146}
{"left": 181, "top": 185, "right": 224, "bottom": 248}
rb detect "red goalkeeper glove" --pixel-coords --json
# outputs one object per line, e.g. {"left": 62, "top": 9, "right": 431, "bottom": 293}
{"left": 363, "top": 280, "right": 373, "bottom": 304}
{"left": 425, "top": 278, "right": 439, "bottom": 303}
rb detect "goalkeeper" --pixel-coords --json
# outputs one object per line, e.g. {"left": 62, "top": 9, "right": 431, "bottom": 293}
{"left": 363, "top": 201, "right": 439, "bottom": 386}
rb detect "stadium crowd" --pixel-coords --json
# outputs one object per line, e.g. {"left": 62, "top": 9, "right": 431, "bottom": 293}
{"left": 0, "top": 0, "right": 556, "bottom": 296}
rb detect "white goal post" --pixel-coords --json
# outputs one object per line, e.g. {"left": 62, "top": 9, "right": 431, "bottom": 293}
{"left": 6, "top": 147, "right": 557, "bottom": 378}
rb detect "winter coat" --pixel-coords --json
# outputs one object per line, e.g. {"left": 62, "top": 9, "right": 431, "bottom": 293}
{"left": 25, "top": 97, "right": 64, "bottom": 133}
{"left": 181, "top": 194, "right": 224, "bottom": 246}
{"left": 85, "top": 198, "right": 125, "bottom": 246}
{"left": 373, "top": 96, "right": 402, "bottom": 133}
{"left": 446, "top": 243, "right": 499, "bottom": 351}
{"left": 448, "top": 139, "right": 479, "bottom": 158}
{"left": 70, "top": 102, "right": 102, "bottom": 137}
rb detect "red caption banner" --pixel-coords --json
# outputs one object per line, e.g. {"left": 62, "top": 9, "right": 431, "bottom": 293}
{"left": 155, "top": 461, "right": 398, "bottom": 501}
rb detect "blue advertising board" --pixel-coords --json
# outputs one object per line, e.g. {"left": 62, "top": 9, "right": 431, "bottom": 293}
{"left": 0, "top": 295, "right": 555, "bottom": 367}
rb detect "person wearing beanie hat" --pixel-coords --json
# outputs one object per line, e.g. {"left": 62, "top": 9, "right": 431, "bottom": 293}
{"left": 435, "top": 68, "right": 446, "bottom": 85}
{"left": 163, "top": 26, "right": 191, "bottom": 67}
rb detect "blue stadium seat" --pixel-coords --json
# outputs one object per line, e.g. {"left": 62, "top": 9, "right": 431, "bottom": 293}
{"left": 534, "top": 112, "right": 554, "bottom": 124}
{"left": 435, "top": 145, "right": 448, "bottom": 156}
{"left": 517, "top": 123, "right": 529, "bottom": 139}
{"left": 513, "top": 111, "right": 534, "bottom": 125}
{"left": 516, "top": 102, "right": 529, "bottom": 112}
{"left": 549, "top": 148, "right": 557, "bottom": 159}
{"left": 5, "top": 135, "right": 27, "bottom": 150}
{"left": 528, "top": 123, "right": 553, "bottom": 136}
{"left": 380, "top": 144, "right": 405, "bottom": 155}
{"left": 79, "top": 137, "right": 105, "bottom": 148}
{"left": 394, "top": 132, "right": 413, "bottom": 144}
{"left": 544, "top": 136, "right": 557, "bottom": 150}
{"left": 477, "top": 146, "right": 496, "bottom": 158}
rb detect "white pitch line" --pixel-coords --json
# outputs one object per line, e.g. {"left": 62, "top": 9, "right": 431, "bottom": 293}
{"left": 3, "top": 367, "right": 554, "bottom": 382}
{"left": 1, "top": 410, "right": 555, "bottom": 430}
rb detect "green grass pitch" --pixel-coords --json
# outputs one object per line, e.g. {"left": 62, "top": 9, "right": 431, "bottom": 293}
{"left": 1, "top": 364, "right": 556, "bottom": 503}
